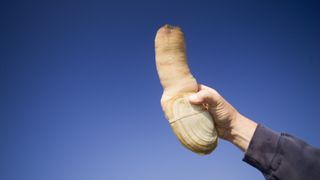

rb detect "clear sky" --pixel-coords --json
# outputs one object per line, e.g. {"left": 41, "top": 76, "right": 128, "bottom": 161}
{"left": 1, "top": 0, "right": 320, "bottom": 179}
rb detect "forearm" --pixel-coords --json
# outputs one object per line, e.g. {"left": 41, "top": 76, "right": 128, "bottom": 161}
{"left": 223, "top": 113, "right": 257, "bottom": 152}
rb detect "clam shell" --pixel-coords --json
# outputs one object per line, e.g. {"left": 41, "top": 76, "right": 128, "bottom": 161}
{"left": 165, "top": 94, "right": 218, "bottom": 155}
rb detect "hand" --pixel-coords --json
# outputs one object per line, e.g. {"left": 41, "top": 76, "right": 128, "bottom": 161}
{"left": 189, "top": 84, "right": 257, "bottom": 152}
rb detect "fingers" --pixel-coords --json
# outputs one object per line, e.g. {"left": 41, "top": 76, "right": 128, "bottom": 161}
{"left": 198, "top": 84, "right": 220, "bottom": 96}
{"left": 188, "top": 91, "right": 205, "bottom": 104}
{"left": 189, "top": 86, "right": 221, "bottom": 107}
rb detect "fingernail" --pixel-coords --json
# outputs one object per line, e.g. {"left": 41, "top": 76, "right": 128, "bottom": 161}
{"left": 189, "top": 94, "right": 197, "bottom": 101}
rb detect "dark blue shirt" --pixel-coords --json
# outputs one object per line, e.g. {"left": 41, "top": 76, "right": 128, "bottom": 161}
{"left": 243, "top": 125, "right": 320, "bottom": 180}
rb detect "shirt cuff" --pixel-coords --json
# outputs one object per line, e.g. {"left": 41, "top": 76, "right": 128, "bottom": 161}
{"left": 242, "top": 124, "right": 281, "bottom": 174}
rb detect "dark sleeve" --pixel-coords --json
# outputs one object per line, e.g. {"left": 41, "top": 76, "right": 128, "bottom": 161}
{"left": 243, "top": 124, "right": 320, "bottom": 180}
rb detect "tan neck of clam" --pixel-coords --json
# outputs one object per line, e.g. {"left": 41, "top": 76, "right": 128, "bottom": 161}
{"left": 155, "top": 25, "right": 198, "bottom": 109}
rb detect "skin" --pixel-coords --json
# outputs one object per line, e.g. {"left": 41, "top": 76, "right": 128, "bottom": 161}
{"left": 189, "top": 84, "right": 258, "bottom": 152}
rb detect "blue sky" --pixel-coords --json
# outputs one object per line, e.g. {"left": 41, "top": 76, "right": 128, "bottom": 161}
{"left": 1, "top": 0, "right": 320, "bottom": 179}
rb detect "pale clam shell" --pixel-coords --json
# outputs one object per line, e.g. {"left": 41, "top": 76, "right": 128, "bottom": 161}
{"left": 165, "top": 94, "right": 218, "bottom": 155}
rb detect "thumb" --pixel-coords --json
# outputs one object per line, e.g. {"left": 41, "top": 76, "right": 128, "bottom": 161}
{"left": 189, "top": 89, "right": 221, "bottom": 106}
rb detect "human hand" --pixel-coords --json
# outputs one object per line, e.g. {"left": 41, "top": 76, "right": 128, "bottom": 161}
{"left": 189, "top": 84, "right": 257, "bottom": 151}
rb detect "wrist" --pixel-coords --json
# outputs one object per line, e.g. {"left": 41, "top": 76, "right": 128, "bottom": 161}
{"left": 224, "top": 113, "right": 258, "bottom": 152}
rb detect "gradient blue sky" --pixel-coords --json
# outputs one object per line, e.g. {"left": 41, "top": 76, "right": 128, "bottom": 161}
{"left": 1, "top": 0, "right": 320, "bottom": 179}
